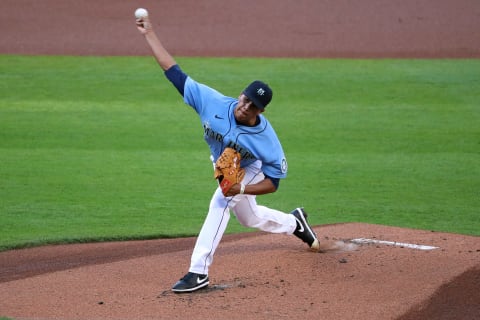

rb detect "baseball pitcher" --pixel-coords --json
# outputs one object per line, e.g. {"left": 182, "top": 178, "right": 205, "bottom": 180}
{"left": 136, "top": 11, "right": 320, "bottom": 293}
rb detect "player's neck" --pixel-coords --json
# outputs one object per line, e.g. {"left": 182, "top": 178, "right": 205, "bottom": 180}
{"left": 236, "top": 116, "right": 260, "bottom": 127}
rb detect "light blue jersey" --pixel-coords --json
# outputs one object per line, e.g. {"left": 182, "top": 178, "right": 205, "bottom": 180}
{"left": 183, "top": 77, "right": 288, "bottom": 179}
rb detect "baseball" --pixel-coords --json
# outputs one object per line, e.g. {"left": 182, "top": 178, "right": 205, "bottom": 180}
{"left": 135, "top": 8, "right": 148, "bottom": 19}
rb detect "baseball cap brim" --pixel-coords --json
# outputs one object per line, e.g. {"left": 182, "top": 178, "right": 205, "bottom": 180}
{"left": 242, "top": 80, "right": 272, "bottom": 110}
{"left": 243, "top": 91, "right": 266, "bottom": 110}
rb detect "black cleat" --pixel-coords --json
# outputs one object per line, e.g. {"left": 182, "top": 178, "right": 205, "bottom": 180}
{"left": 291, "top": 208, "right": 320, "bottom": 252}
{"left": 171, "top": 272, "right": 209, "bottom": 293}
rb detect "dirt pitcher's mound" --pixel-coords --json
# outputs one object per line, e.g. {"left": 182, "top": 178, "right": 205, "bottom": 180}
{"left": 1, "top": 223, "right": 479, "bottom": 320}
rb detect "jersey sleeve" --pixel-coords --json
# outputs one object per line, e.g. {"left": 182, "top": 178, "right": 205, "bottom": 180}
{"left": 260, "top": 148, "right": 288, "bottom": 179}
{"left": 240, "top": 125, "right": 288, "bottom": 179}
{"left": 183, "top": 77, "right": 234, "bottom": 115}
{"left": 259, "top": 125, "right": 288, "bottom": 179}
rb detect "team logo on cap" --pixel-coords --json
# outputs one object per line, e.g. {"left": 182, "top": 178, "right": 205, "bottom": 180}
{"left": 257, "top": 88, "right": 265, "bottom": 96}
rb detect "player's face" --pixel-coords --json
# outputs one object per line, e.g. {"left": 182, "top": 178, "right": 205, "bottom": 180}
{"left": 234, "top": 94, "right": 263, "bottom": 126}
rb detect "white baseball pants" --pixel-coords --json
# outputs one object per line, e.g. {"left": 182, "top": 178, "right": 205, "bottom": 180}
{"left": 189, "top": 160, "right": 297, "bottom": 275}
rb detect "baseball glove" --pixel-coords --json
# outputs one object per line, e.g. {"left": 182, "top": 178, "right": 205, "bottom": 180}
{"left": 214, "top": 147, "right": 245, "bottom": 196}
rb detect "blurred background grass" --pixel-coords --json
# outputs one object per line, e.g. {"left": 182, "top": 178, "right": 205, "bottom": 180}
{"left": 0, "top": 55, "right": 479, "bottom": 250}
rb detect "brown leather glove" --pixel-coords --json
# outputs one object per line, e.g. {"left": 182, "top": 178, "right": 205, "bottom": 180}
{"left": 214, "top": 148, "right": 246, "bottom": 196}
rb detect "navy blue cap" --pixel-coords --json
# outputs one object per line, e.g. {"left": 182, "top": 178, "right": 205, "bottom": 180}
{"left": 243, "top": 80, "right": 273, "bottom": 110}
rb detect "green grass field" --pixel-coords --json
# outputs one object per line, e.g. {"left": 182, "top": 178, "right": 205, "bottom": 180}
{"left": 1, "top": 55, "right": 479, "bottom": 251}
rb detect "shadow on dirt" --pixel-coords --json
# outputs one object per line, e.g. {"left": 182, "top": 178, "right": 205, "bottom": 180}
{"left": 396, "top": 266, "right": 480, "bottom": 320}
